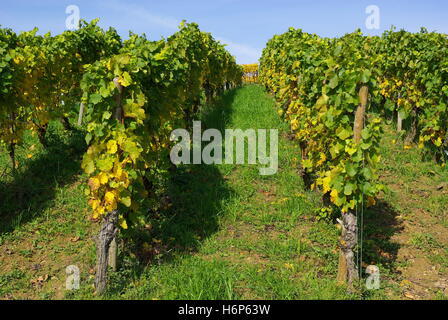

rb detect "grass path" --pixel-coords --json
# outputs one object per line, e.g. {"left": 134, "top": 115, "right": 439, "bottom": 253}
{"left": 366, "top": 125, "right": 448, "bottom": 299}
{"left": 1, "top": 84, "right": 447, "bottom": 300}
{"left": 105, "top": 84, "right": 351, "bottom": 300}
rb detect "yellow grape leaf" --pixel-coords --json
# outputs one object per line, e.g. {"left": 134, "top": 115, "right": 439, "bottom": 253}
{"left": 93, "top": 205, "right": 105, "bottom": 219}
{"left": 118, "top": 72, "right": 132, "bottom": 87}
{"left": 106, "top": 202, "right": 118, "bottom": 212}
{"left": 330, "top": 189, "right": 339, "bottom": 203}
{"left": 302, "top": 159, "right": 313, "bottom": 169}
{"left": 99, "top": 172, "right": 108, "bottom": 185}
{"left": 345, "top": 145, "right": 357, "bottom": 156}
{"left": 348, "top": 199, "right": 356, "bottom": 210}
{"left": 89, "top": 199, "right": 100, "bottom": 210}
{"left": 82, "top": 155, "right": 95, "bottom": 174}
{"left": 107, "top": 140, "right": 118, "bottom": 154}
{"left": 120, "top": 219, "right": 128, "bottom": 230}
{"left": 96, "top": 157, "right": 114, "bottom": 172}
{"left": 322, "top": 176, "right": 331, "bottom": 193}
{"left": 106, "top": 59, "right": 113, "bottom": 71}
{"left": 122, "top": 140, "right": 141, "bottom": 161}
{"left": 104, "top": 191, "right": 115, "bottom": 204}
{"left": 290, "top": 119, "right": 299, "bottom": 131}
{"left": 317, "top": 152, "right": 326, "bottom": 165}
{"left": 316, "top": 94, "right": 329, "bottom": 108}
{"left": 113, "top": 162, "right": 123, "bottom": 178}
{"left": 123, "top": 102, "right": 146, "bottom": 121}
{"left": 154, "top": 52, "right": 165, "bottom": 61}
{"left": 88, "top": 177, "right": 101, "bottom": 191}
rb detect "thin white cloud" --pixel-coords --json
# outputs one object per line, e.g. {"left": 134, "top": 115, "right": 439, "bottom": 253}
{"left": 216, "top": 37, "right": 261, "bottom": 64}
{"left": 101, "top": 0, "right": 261, "bottom": 64}
{"left": 103, "top": 0, "right": 180, "bottom": 31}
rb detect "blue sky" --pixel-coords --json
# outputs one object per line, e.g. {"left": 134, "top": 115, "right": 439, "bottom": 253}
{"left": 1, "top": 0, "right": 447, "bottom": 64}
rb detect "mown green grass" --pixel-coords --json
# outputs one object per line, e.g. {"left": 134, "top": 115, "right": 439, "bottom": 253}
{"left": 1, "top": 84, "right": 447, "bottom": 300}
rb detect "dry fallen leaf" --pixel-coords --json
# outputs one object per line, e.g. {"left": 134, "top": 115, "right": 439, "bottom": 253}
{"left": 404, "top": 292, "right": 417, "bottom": 300}
{"left": 400, "top": 279, "right": 412, "bottom": 287}
{"left": 30, "top": 274, "right": 49, "bottom": 288}
{"left": 436, "top": 182, "right": 447, "bottom": 191}
{"left": 39, "top": 274, "right": 49, "bottom": 282}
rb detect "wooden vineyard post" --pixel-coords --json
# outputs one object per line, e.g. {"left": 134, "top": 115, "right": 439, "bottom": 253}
{"left": 94, "top": 78, "right": 122, "bottom": 295}
{"left": 397, "top": 111, "right": 403, "bottom": 132}
{"left": 397, "top": 93, "right": 402, "bottom": 132}
{"left": 337, "top": 85, "right": 368, "bottom": 287}
{"left": 8, "top": 142, "right": 15, "bottom": 174}
{"left": 354, "top": 86, "right": 368, "bottom": 143}
{"left": 8, "top": 112, "right": 17, "bottom": 174}
{"left": 113, "top": 77, "right": 124, "bottom": 122}
{"left": 108, "top": 238, "right": 117, "bottom": 272}
{"left": 77, "top": 103, "right": 85, "bottom": 126}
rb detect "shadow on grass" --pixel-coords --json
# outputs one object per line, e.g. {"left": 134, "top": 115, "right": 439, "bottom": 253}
{"left": 154, "top": 88, "right": 237, "bottom": 251}
{"left": 362, "top": 200, "right": 404, "bottom": 275}
{"left": 0, "top": 123, "right": 86, "bottom": 235}
{"left": 105, "top": 89, "right": 239, "bottom": 296}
